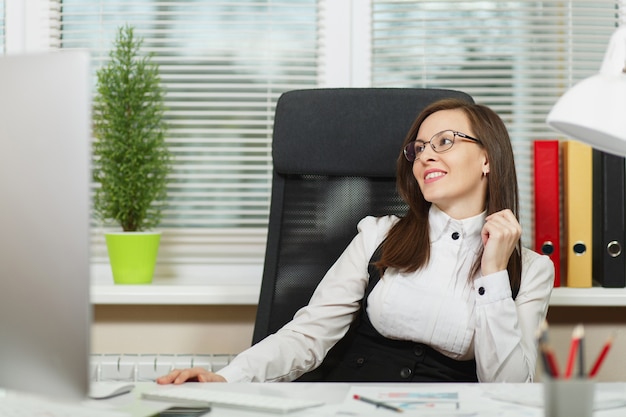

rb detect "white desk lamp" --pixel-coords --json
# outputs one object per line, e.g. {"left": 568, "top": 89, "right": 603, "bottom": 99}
{"left": 546, "top": 27, "right": 626, "bottom": 155}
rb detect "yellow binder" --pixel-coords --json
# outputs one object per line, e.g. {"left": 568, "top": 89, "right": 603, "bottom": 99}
{"left": 562, "top": 140, "right": 593, "bottom": 287}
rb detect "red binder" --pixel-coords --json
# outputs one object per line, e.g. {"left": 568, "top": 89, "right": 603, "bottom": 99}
{"left": 533, "top": 140, "right": 561, "bottom": 286}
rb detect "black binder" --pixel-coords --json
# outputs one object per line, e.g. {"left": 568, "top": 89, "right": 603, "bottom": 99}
{"left": 595, "top": 151, "right": 626, "bottom": 288}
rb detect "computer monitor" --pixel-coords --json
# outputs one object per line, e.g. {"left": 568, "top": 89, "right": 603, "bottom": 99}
{"left": 0, "top": 51, "right": 92, "bottom": 401}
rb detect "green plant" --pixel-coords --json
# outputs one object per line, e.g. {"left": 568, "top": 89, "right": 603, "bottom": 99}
{"left": 93, "top": 25, "right": 171, "bottom": 232}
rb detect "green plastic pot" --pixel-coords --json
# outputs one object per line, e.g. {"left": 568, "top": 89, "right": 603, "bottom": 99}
{"left": 105, "top": 232, "right": 161, "bottom": 284}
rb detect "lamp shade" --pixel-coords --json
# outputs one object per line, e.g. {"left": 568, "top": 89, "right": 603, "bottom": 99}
{"left": 547, "top": 27, "right": 626, "bottom": 156}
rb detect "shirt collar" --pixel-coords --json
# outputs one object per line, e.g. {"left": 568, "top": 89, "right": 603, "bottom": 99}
{"left": 428, "top": 204, "right": 486, "bottom": 248}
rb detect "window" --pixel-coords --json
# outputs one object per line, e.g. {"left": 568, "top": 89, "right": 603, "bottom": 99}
{"left": 6, "top": 1, "right": 623, "bottom": 284}
{"left": 50, "top": 0, "right": 319, "bottom": 279}
{"left": 370, "top": 0, "right": 623, "bottom": 248}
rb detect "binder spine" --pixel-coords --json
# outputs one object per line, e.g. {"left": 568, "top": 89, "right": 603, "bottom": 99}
{"left": 600, "top": 152, "right": 626, "bottom": 287}
{"left": 533, "top": 140, "right": 561, "bottom": 287}
{"left": 563, "top": 141, "right": 593, "bottom": 288}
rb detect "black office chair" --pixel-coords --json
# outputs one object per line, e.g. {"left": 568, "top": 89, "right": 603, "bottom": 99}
{"left": 253, "top": 88, "right": 474, "bottom": 380}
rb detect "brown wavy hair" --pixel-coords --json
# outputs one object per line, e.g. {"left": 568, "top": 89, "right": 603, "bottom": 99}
{"left": 375, "top": 98, "right": 522, "bottom": 298}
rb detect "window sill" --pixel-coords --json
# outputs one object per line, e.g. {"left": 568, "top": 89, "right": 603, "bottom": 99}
{"left": 90, "top": 265, "right": 626, "bottom": 307}
{"left": 91, "top": 281, "right": 261, "bottom": 305}
{"left": 90, "top": 263, "right": 263, "bottom": 305}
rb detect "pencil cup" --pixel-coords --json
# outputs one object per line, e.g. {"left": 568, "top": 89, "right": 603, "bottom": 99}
{"left": 543, "top": 378, "right": 595, "bottom": 417}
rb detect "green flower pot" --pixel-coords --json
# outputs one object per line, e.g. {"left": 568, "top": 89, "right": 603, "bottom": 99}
{"left": 105, "top": 232, "right": 161, "bottom": 284}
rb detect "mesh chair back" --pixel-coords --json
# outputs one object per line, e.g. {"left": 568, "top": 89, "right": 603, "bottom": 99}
{"left": 253, "top": 88, "right": 474, "bottom": 346}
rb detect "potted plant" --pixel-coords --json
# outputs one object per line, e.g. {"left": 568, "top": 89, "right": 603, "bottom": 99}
{"left": 92, "top": 25, "right": 171, "bottom": 284}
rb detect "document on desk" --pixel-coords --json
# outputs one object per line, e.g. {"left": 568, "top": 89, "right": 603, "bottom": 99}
{"left": 334, "top": 386, "right": 479, "bottom": 416}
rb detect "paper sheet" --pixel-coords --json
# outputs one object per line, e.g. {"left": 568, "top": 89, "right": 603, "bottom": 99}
{"left": 335, "top": 386, "right": 477, "bottom": 416}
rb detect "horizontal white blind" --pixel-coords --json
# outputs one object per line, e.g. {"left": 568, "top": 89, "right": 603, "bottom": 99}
{"left": 51, "top": 0, "right": 319, "bottom": 268}
{"left": 370, "top": 0, "right": 622, "bottom": 248}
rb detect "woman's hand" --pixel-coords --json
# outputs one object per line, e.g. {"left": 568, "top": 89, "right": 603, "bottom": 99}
{"left": 480, "top": 209, "right": 521, "bottom": 275}
{"left": 156, "top": 367, "right": 227, "bottom": 384}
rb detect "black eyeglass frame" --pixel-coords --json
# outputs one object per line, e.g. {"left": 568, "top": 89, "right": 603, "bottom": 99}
{"left": 403, "top": 130, "right": 482, "bottom": 162}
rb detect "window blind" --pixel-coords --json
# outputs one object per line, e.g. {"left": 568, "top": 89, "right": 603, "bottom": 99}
{"left": 50, "top": 1, "right": 319, "bottom": 273}
{"left": 24, "top": 0, "right": 622, "bottom": 281}
{"left": 370, "top": 0, "right": 622, "bottom": 248}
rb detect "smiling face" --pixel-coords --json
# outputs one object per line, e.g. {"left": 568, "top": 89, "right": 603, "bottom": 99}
{"left": 412, "top": 108, "right": 490, "bottom": 219}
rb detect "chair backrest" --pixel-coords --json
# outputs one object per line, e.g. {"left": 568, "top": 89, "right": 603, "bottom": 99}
{"left": 252, "top": 88, "right": 474, "bottom": 345}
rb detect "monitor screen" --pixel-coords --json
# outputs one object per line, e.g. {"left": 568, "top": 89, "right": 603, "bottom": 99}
{"left": 0, "top": 51, "right": 92, "bottom": 401}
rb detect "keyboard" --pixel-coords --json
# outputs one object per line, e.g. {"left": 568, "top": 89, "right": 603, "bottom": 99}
{"left": 143, "top": 386, "right": 325, "bottom": 414}
{"left": 0, "top": 396, "right": 130, "bottom": 417}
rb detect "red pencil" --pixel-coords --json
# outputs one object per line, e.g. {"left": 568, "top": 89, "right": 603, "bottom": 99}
{"left": 541, "top": 343, "right": 561, "bottom": 378}
{"left": 565, "top": 324, "right": 584, "bottom": 379}
{"left": 547, "top": 349, "right": 561, "bottom": 378}
{"left": 588, "top": 334, "right": 614, "bottom": 378}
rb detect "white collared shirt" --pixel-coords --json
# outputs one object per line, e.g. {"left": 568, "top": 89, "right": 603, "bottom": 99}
{"left": 367, "top": 205, "right": 484, "bottom": 360}
{"left": 218, "top": 206, "right": 554, "bottom": 383}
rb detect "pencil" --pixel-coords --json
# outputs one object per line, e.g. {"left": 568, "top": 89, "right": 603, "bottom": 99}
{"left": 565, "top": 324, "right": 584, "bottom": 379}
{"left": 537, "top": 319, "right": 560, "bottom": 378}
{"left": 353, "top": 394, "right": 404, "bottom": 413}
{"left": 588, "top": 334, "right": 614, "bottom": 378}
{"left": 578, "top": 326, "right": 585, "bottom": 378}
{"left": 540, "top": 343, "right": 561, "bottom": 378}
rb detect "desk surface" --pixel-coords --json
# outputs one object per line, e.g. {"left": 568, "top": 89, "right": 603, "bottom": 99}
{"left": 88, "top": 381, "right": 626, "bottom": 417}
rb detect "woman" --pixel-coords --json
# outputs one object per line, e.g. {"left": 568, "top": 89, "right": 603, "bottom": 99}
{"left": 157, "top": 98, "right": 554, "bottom": 384}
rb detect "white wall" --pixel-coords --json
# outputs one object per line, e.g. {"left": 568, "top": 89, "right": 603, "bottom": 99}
{"left": 92, "top": 305, "right": 257, "bottom": 356}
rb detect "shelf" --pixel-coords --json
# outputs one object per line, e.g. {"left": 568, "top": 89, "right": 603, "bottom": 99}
{"left": 92, "top": 285, "right": 626, "bottom": 307}
{"left": 91, "top": 282, "right": 261, "bottom": 305}
{"left": 549, "top": 287, "right": 626, "bottom": 307}
{"left": 90, "top": 263, "right": 626, "bottom": 306}
{"left": 90, "top": 263, "right": 263, "bottom": 305}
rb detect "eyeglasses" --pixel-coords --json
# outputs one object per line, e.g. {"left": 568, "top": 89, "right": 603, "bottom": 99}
{"left": 403, "top": 130, "right": 482, "bottom": 162}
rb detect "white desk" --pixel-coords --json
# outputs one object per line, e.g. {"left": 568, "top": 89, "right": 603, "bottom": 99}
{"left": 94, "top": 381, "right": 626, "bottom": 417}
